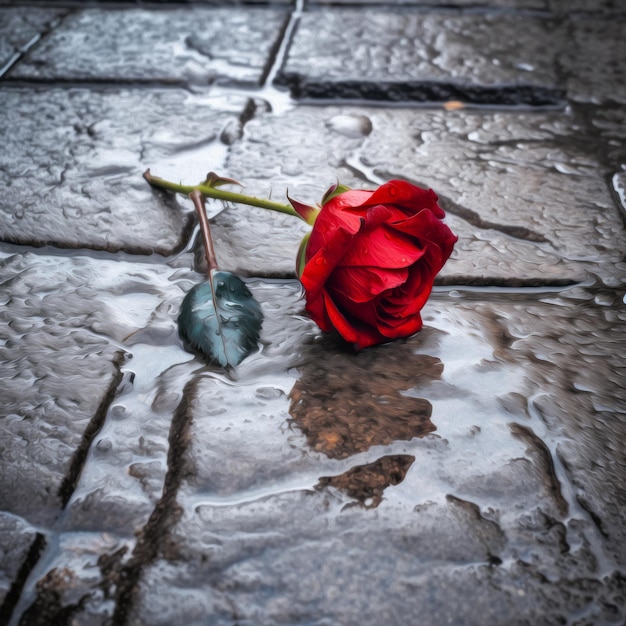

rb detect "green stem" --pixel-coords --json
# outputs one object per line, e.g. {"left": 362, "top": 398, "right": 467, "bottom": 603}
{"left": 143, "top": 169, "right": 299, "bottom": 218}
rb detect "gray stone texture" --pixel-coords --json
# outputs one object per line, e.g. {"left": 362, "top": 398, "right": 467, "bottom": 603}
{"left": 560, "top": 16, "right": 626, "bottom": 104}
{"left": 278, "top": 10, "right": 564, "bottom": 105}
{"left": 8, "top": 7, "right": 288, "bottom": 85}
{"left": 123, "top": 287, "right": 626, "bottom": 626}
{"left": 0, "top": 87, "right": 249, "bottom": 254}
{"left": 0, "top": 0, "right": 625, "bottom": 624}
{"left": 219, "top": 105, "right": 625, "bottom": 287}
{"left": 0, "top": 7, "right": 65, "bottom": 73}
{"left": 313, "top": 0, "right": 547, "bottom": 5}
{"left": 0, "top": 514, "right": 43, "bottom": 609}
{"left": 277, "top": 9, "right": 626, "bottom": 104}
{"left": 0, "top": 252, "right": 123, "bottom": 526}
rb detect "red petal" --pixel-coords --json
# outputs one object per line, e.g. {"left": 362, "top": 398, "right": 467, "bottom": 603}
{"left": 376, "top": 311, "right": 424, "bottom": 339}
{"left": 365, "top": 181, "right": 444, "bottom": 219}
{"left": 320, "top": 292, "right": 388, "bottom": 349}
{"left": 303, "top": 288, "right": 333, "bottom": 332}
{"left": 322, "top": 189, "right": 373, "bottom": 212}
{"left": 305, "top": 204, "right": 363, "bottom": 260}
{"left": 392, "top": 209, "right": 457, "bottom": 265}
{"left": 338, "top": 224, "right": 425, "bottom": 268}
{"left": 322, "top": 292, "right": 361, "bottom": 344}
{"left": 301, "top": 223, "right": 361, "bottom": 299}
{"left": 328, "top": 266, "right": 408, "bottom": 303}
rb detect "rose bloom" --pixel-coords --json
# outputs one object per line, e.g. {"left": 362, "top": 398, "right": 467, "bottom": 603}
{"left": 296, "top": 180, "right": 457, "bottom": 350}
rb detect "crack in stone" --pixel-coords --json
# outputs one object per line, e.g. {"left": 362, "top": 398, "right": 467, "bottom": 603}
{"left": 274, "top": 75, "right": 567, "bottom": 108}
{"left": 57, "top": 350, "right": 127, "bottom": 508}
{"left": 436, "top": 192, "right": 553, "bottom": 245}
{"left": 110, "top": 376, "right": 198, "bottom": 625}
{"left": 509, "top": 422, "right": 569, "bottom": 517}
{"left": 0, "top": 533, "right": 47, "bottom": 626}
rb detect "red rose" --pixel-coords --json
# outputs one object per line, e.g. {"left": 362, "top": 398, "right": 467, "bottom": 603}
{"left": 295, "top": 180, "right": 457, "bottom": 350}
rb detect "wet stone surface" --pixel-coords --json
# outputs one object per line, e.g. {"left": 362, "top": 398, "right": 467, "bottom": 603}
{"left": 278, "top": 9, "right": 626, "bottom": 105}
{"left": 0, "top": 0, "right": 625, "bottom": 624}
{"left": 0, "top": 7, "right": 65, "bottom": 72}
{"left": 0, "top": 247, "right": 200, "bottom": 623}
{"left": 121, "top": 284, "right": 626, "bottom": 626}
{"left": 222, "top": 105, "right": 625, "bottom": 286}
{"left": 0, "top": 514, "right": 43, "bottom": 612}
{"left": 0, "top": 87, "right": 249, "bottom": 254}
{"left": 559, "top": 16, "right": 626, "bottom": 104}
{"left": 0, "top": 252, "right": 124, "bottom": 526}
{"left": 549, "top": 0, "right": 626, "bottom": 13}
{"left": 312, "top": 0, "right": 547, "bottom": 6}
{"left": 277, "top": 10, "right": 565, "bottom": 105}
{"left": 8, "top": 8, "right": 288, "bottom": 86}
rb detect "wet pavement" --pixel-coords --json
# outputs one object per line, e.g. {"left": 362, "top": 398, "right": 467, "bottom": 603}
{"left": 0, "top": 1, "right": 625, "bottom": 625}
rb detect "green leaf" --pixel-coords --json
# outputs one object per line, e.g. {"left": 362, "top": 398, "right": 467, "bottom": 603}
{"left": 295, "top": 232, "right": 311, "bottom": 278}
{"left": 178, "top": 271, "right": 263, "bottom": 368}
{"left": 321, "top": 182, "right": 351, "bottom": 205}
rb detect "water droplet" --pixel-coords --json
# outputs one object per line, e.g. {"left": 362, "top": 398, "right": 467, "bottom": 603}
{"left": 594, "top": 294, "right": 614, "bottom": 306}
{"left": 96, "top": 438, "right": 112, "bottom": 453}
{"left": 315, "top": 257, "right": 327, "bottom": 266}
{"left": 325, "top": 114, "right": 373, "bottom": 138}
{"left": 111, "top": 405, "right": 127, "bottom": 420}
{"left": 388, "top": 185, "right": 397, "bottom": 196}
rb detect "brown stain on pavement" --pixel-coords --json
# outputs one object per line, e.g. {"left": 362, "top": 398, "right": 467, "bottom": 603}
{"left": 289, "top": 339, "right": 442, "bottom": 460}
{"left": 317, "top": 455, "right": 416, "bottom": 508}
{"left": 290, "top": 337, "right": 443, "bottom": 506}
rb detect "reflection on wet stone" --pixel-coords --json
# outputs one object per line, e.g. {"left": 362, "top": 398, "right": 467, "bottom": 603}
{"left": 316, "top": 455, "right": 415, "bottom": 508}
{"left": 1, "top": 0, "right": 625, "bottom": 621}
{"left": 289, "top": 338, "right": 442, "bottom": 459}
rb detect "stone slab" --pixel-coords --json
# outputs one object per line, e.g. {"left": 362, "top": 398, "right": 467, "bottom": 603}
{"left": 549, "top": 0, "right": 626, "bottom": 13}
{"left": 277, "top": 10, "right": 565, "bottom": 105}
{"left": 0, "top": 253, "right": 122, "bottom": 526}
{"left": 0, "top": 249, "right": 201, "bottom": 529}
{"left": 7, "top": 276, "right": 626, "bottom": 623}
{"left": 120, "top": 282, "right": 626, "bottom": 626}
{"left": 8, "top": 7, "right": 288, "bottom": 85}
{"left": 0, "top": 87, "right": 249, "bottom": 254}
{"left": 214, "top": 105, "right": 625, "bottom": 286}
{"left": 560, "top": 16, "right": 626, "bottom": 104}
{"left": 277, "top": 10, "right": 626, "bottom": 105}
{"left": 0, "top": 7, "right": 65, "bottom": 73}
{"left": 0, "top": 247, "right": 210, "bottom": 624}
{"left": 311, "top": 0, "right": 546, "bottom": 5}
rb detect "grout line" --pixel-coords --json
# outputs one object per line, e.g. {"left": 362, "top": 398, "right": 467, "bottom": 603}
{"left": 261, "top": 0, "right": 304, "bottom": 89}
{"left": 3, "top": 351, "right": 129, "bottom": 626}
{"left": 0, "top": 534, "right": 47, "bottom": 626}
{"left": 110, "top": 376, "right": 198, "bottom": 625}
{"left": 57, "top": 351, "right": 128, "bottom": 507}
